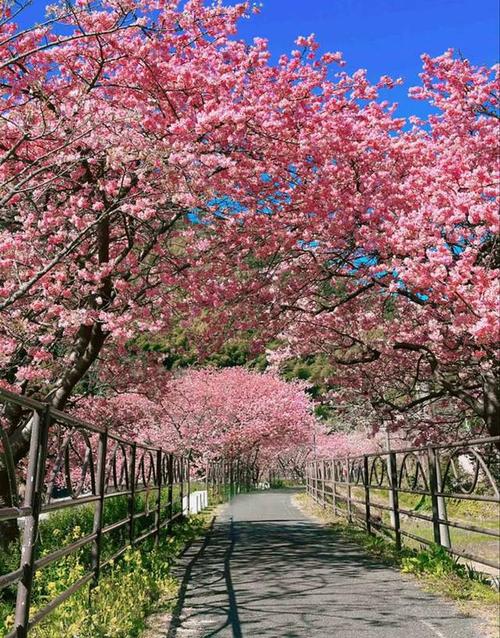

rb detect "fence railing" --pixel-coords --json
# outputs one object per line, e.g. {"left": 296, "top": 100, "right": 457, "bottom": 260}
{"left": 206, "top": 458, "right": 254, "bottom": 498}
{"left": 306, "top": 437, "right": 500, "bottom": 574}
{"left": 0, "top": 388, "right": 202, "bottom": 637}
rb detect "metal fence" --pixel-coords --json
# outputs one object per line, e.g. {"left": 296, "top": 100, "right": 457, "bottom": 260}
{"left": 306, "top": 437, "right": 500, "bottom": 574}
{"left": 0, "top": 387, "right": 197, "bottom": 638}
{"left": 207, "top": 458, "right": 254, "bottom": 497}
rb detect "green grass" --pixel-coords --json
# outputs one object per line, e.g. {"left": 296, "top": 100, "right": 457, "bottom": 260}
{"left": 325, "top": 483, "right": 500, "bottom": 567}
{"left": 0, "top": 484, "right": 227, "bottom": 638}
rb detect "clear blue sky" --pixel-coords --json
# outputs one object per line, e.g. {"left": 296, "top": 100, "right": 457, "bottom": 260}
{"left": 237, "top": 0, "right": 499, "bottom": 116}
{"left": 16, "top": 0, "right": 499, "bottom": 117}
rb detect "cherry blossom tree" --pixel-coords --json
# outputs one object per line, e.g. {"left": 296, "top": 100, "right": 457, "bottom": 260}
{"left": 231, "top": 52, "right": 500, "bottom": 440}
{"left": 314, "top": 430, "right": 381, "bottom": 460}
{"left": 0, "top": 0, "right": 353, "bottom": 522}
{"left": 1, "top": 0, "right": 498, "bottom": 541}
{"left": 73, "top": 367, "right": 315, "bottom": 478}
{"left": 156, "top": 367, "right": 315, "bottom": 467}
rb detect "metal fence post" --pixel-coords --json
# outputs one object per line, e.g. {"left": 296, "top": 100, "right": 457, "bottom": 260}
{"left": 186, "top": 458, "right": 191, "bottom": 517}
{"left": 316, "top": 461, "right": 320, "bottom": 502}
{"left": 205, "top": 460, "right": 210, "bottom": 504}
{"left": 313, "top": 461, "right": 318, "bottom": 502}
{"left": 331, "top": 460, "right": 337, "bottom": 516}
{"left": 228, "top": 460, "right": 233, "bottom": 497}
{"left": 155, "top": 449, "right": 163, "bottom": 543}
{"left": 427, "top": 446, "right": 441, "bottom": 545}
{"left": 179, "top": 457, "right": 185, "bottom": 517}
{"left": 363, "top": 456, "right": 372, "bottom": 534}
{"left": 128, "top": 443, "right": 137, "bottom": 545}
{"left": 313, "top": 461, "right": 317, "bottom": 501}
{"left": 346, "top": 459, "right": 352, "bottom": 523}
{"left": 321, "top": 460, "right": 326, "bottom": 507}
{"left": 217, "top": 461, "right": 222, "bottom": 500}
{"left": 435, "top": 450, "right": 451, "bottom": 548}
{"left": 167, "top": 454, "right": 174, "bottom": 534}
{"left": 388, "top": 451, "right": 401, "bottom": 551}
{"left": 91, "top": 428, "right": 108, "bottom": 585}
{"left": 14, "top": 406, "right": 50, "bottom": 637}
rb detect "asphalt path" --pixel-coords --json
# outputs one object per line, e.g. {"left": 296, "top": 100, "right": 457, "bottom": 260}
{"left": 161, "top": 489, "right": 485, "bottom": 638}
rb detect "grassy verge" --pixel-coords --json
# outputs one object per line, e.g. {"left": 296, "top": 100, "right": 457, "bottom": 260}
{"left": 1, "top": 514, "right": 212, "bottom": 638}
{"left": 0, "top": 487, "right": 225, "bottom": 638}
{"left": 336, "top": 485, "right": 500, "bottom": 566}
{"left": 295, "top": 492, "right": 500, "bottom": 635}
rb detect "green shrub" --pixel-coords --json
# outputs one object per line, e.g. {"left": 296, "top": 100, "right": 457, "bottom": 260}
{"left": 402, "top": 544, "right": 462, "bottom": 577}
{"left": 0, "top": 494, "right": 208, "bottom": 638}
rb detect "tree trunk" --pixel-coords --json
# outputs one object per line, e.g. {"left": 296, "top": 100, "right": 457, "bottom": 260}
{"left": 0, "top": 201, "right": 113, "bottom": 548}
{"left": 0, "top": 468, "right": 19, "bottom": 547}
{"left": 481, "top": 372, "right": 499, "bottom": 441}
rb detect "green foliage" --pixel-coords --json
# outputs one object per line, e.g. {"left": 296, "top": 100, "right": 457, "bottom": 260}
{"left": 29, "top": 517, "right": 205, "bottom": 638}
{"left": 269, "top": 479, "right": 302, "bottom": 489}
{"left": 137, "top": 327, "right": 268, "bottom": 372}
{"left": 136, "top": 328, "right": 197, "bottom": 369}
{"left": 0, "top": 494, "right": 208, "bottom": 638}
{"left": 402, "top": 544, "right": 463, "bottom": 577}
{"left": 401, "top": 544, "right": 498, "bottom": 604}
{"left": 281, "top": 355, "right": 335, "bottom": 418}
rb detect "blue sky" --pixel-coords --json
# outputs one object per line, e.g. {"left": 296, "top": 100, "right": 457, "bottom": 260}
{"left": 16, "top": 0, "right": 499, "bottom": 117}
{"left": 237, "top": 0, "right": 499, "bottom": 117}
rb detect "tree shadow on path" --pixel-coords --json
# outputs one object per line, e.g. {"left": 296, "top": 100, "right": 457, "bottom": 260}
{"left": 165, "top": 491, "right": 482, "bottom": 638}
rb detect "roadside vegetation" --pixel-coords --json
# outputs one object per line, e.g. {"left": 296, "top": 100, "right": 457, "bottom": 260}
{"left": 0, "top": 493, "right": 217, "bottom": 638}
{"left": 331, "top": 484, "right": 500, "bottom": 566}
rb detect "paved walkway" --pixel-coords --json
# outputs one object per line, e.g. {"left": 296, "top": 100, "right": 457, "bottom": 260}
{"left": 160, "top": 489, "right": 484, "bottom": 638}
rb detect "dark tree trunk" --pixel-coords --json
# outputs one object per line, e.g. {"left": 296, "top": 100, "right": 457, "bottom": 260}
{"left": 0, "top": 191, "right": 114, "bottom": 549}
{"left": 481, "top": 372, "right": 500, "bottom": 442}
{"left": 0, "top": 468, "right": 19, "bottom": 547}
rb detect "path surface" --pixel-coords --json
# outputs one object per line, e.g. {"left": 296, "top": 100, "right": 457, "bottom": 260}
{"left": 160, "top": 489, "right": 484, "bottom": 638}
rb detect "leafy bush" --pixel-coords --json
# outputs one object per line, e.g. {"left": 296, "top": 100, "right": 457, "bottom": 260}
{"left": 0, "top": 494, "right": 207, "bottom": 638}
{"left": 402, "top": 544, "right": 462, "bottom": 577}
